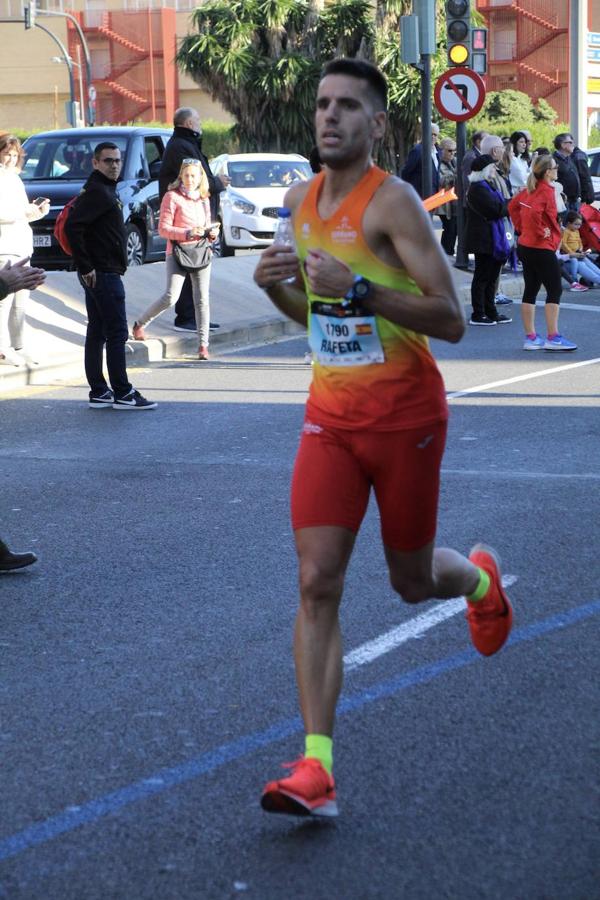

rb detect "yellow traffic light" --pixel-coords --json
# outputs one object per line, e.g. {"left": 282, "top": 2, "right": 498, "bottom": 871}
{"left": 449, "top": 43, "right": 469, "bottom": 65}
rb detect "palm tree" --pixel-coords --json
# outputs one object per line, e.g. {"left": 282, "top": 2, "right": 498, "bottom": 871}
{"left": 177, "top": 0, "right": 442, "bottom": 170}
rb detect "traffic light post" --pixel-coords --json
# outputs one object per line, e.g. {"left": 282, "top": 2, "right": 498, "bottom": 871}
{"left": 442, "top": 0, "right": 487, "bottom": 268}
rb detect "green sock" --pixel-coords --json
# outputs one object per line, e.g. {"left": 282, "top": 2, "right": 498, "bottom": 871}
{"left": 467, "top": 567, "right": 490, "bottom": 603}
{"left": 305, "top": 734, "right": 333, "bottom": 775}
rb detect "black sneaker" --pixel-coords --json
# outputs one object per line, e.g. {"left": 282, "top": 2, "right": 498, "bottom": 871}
{"left": 89, "top": 389, "right": 114, "bottom": 409}
{"left": 209, "top": 321, "right": 220, "bottom": 330}
{"left": 494, "top": 313, "right": 513, "bottom": 324}
{"left": 173, "top": 320, "right": 196, "bottom": 333}
{"left": 469, "top": 315, "right": 497, "bottom": 326}
{"left": 113, "top": 389, "right": 157, "bottom": 410}
{"left": 0, "top": 540, "right": 37, "bottom": 572}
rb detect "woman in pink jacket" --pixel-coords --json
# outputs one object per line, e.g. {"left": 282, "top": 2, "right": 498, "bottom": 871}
{"left": 132, "top": 159, "right": 219, "bottom": 360}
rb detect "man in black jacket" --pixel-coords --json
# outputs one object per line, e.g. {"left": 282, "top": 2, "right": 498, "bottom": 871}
{"left": 159, "top": 107, "right": 229, "bottom": 331}
{"left": 553, "top": 133, "right": 581, "bottom": 219}
{"left": 572, "top": 145, "right": 595, "bottom": 205}
{"left": 66, "top": 142, "right": 157, "bottom": 410}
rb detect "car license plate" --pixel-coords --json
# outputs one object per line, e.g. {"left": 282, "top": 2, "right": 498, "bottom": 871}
{"left": 33, "top": 235, "right": 52, "bottom": 247}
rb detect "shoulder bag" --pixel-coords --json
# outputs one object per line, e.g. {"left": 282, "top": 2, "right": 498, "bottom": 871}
{"left": 172, "top": 238, "right": 212, "bottom": 271}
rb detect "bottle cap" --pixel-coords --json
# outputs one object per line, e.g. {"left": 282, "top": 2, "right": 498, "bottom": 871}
{"left": 278, "top": 207, "right": 291, "bottom": 218}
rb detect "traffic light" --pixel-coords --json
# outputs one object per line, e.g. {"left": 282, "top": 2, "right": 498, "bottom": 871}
{"left": 471, "top": 27, "right": 488, "bottom": 74}
{"left": 445, "top": 0, "right": 470, "bottom": 67}
{"left": 24, "top": 0, "right": 36, "bottom": 29}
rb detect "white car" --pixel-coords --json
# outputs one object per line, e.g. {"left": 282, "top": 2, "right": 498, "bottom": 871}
{"left": 588, "top": 148, "right": 600, "bottom": 202}
{"left": 209, "top": 153, "right": 313, "bottom": 255}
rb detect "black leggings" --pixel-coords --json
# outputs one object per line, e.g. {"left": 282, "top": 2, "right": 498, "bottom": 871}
{"left": 517, "top": 245, "right": 562, "bottom": 305}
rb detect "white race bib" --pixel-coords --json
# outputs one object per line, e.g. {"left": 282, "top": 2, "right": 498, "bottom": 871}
{"left": 309, "top": 300, "right": 385, "bottom": 367}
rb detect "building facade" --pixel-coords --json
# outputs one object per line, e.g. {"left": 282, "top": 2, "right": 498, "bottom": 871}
{"left": 475, "top": 0, "right": 600, "bottom": 130}
{"left": 0, "top": 0, "right": 232, "bottom": 130}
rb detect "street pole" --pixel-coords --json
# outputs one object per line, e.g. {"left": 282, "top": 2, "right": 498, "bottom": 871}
{"left": 414, "top": 0, "right": 436, "bottom": 199}
{"left": 421, "top": 53, "right": 433, "bottom": 199}
{"left": 76, "top": 45, "right": 85, "bottom": 126}
{"left": 454, "top": 119, "right": 469, "bottom": 268}
{"left": 570, "top": 0, "right": 588, "bottom": 148}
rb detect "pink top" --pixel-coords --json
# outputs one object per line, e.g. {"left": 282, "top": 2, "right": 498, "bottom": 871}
{"left": 158, "top": 189, "right": 212, "bottom": 256}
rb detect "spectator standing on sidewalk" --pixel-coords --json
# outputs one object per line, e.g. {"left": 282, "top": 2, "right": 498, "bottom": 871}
{"left": 571, "top": 145, "right": 595, "bottom": 206}
{"left": 159, "top": 108, "right": 229, "bottom": 334}
{"left": 0, "top": 134, "right": 49, "bottom": 366}
{"left": 465, "top": 154, "right": 512, "bottom": 326}
{"left": 553, "top": 134, "right": 581, "bottom": 219}
{"left": 132, "top": 159, "right": 219, "bottom": 360}
{"left": 508, "top": 154, "right": 577, "bottom": 352}
{"left": 437, "top": 138, "right": 457, "bottom": 256}
{"left": 66, "top": 142, "right": 157, "bottom": 409}
{"left": 508, "top": 132, "right": 530, "bottom": 193}
{"left": 456, "top": 130, "right": 487, "bottom": 271}
{"left": 0, "top": 260, "right": 43, "bottom": 572}
{"left": 400, "top": 122, "right": 440, "bottom": 198}
{"left": 480, "top": 133, "right": 515, "bottom": 304}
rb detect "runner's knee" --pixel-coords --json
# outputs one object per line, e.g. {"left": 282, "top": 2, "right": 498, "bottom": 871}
{"left": 298, "top": 559, "right": 344, "bottom": 613}
{"left": 389, "top": 572, "right": 431, "bottom": 605}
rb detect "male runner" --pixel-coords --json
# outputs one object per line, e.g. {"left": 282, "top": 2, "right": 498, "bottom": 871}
{"left": 253, "top": 58, "right": 513, "bottom": 819}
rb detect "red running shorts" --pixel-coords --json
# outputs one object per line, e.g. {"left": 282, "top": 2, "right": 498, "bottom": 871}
{"left": 290, "top": 419, "right": 448, "bottom": 552}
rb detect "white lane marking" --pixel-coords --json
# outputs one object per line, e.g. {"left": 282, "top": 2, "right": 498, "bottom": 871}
{"left": 511, "top": 299, "right": 600, "bottom": 312}
{"left": 344, "top": 575, "right": 517, "bottom": 672}
{"left": 447, "top": 357, "right": 600, "bottom": 399}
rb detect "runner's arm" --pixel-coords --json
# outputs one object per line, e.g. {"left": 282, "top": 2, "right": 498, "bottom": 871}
{"left": 253, "top": 182, "right": 309, "bottom": 327}
{"left": 305, "top": 181, "right": 465, "bottom": 344}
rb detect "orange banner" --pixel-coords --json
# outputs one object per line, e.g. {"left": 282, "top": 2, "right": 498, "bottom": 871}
{"left": 422, "top": 187, "right": 458, "bottom": 211}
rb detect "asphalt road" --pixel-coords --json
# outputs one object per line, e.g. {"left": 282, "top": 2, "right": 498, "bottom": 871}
{"left": 1, "top": 298, "right": 600, "bottom": 900}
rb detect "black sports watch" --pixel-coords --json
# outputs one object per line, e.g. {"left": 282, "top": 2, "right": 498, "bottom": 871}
{"left": 345, "top": 274, "right": 371, "bottom": 302}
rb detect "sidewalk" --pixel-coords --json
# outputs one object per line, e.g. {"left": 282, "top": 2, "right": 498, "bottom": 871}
{"left": 0, "top": 254, "right": 524, "bottom": 392}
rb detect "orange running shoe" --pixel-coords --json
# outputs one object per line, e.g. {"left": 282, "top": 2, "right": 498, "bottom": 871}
{"left": 466, "top": 543, "right": 513, "bottom": 656}
{"left": 261, "top": 757, "right": 338, "bottom": 817}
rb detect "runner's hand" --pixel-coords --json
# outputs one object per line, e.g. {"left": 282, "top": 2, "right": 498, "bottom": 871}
{"left": 82, "top": 269, "right": 96, "bottom": 288}
{"left": 304, "top": 249, "right": 353, "bottom": 298}
{"left": 254, "top": 243, "right": 299, "bottom": 288}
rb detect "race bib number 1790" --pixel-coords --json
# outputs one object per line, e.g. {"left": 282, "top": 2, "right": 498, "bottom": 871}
{"left": 309, "top": 300, "right": 385, "bottom": 367}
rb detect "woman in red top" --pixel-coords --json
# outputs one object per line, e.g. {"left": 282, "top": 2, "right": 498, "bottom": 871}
{"left": 508, "top": 155, "right": 576, "bottom": 351}
{"left": 132, "top": 159, "right": 219, "bottom": 360}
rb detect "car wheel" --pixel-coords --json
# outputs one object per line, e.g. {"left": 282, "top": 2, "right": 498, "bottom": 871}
{"left": 126, "top": 224, "right": 145, "bottom": 266}
{"left": 217, "top": 223, "right": 234, "bottom": 258}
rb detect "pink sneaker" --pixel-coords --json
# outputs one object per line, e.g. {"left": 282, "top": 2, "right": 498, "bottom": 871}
{"left": 569, "top": 282, "right": 589, "bottom": 292}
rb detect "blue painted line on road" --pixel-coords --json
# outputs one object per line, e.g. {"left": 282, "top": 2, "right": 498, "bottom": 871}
{"left": 1, "top": 599, "right": 599, "bottom": 863}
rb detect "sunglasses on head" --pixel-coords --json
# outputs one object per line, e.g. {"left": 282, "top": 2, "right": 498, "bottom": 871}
{"left": 182, "top": 158, "right": 201, "bottom": 166}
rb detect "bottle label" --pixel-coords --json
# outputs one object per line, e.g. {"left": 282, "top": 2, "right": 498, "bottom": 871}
{"left": 308, "top": 300, "right": 385, "bottom": 366}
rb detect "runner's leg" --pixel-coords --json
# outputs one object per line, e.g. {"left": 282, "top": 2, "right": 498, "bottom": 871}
{"left": 294, "top": 525, "right": 356, "bottom": 736}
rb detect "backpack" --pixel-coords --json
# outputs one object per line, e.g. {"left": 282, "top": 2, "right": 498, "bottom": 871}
{"left": 53, "top": 195, "right": 80, "bottom": 256}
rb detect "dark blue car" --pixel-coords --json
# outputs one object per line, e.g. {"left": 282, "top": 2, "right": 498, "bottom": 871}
{"left": 21, "top": 125, "right": 172, "bottom": 270}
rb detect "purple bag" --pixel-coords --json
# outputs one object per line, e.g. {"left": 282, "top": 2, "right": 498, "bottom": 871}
{"left": 482, "top": 182, "right": 511, "bottom": 262}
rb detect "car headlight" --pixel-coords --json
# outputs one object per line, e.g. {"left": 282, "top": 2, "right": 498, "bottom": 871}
{"left": 229, "top": 192, "right": 256, "bottom": 215}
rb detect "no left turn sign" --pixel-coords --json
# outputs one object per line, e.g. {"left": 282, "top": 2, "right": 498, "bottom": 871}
{"left": 434, "top": 67, "right": 486, "bottom": 122}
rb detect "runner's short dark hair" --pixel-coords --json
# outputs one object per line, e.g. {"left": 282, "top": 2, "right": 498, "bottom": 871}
{"left": 322, "top": 58, "right": 388, "bottom": 111}
{"left": 93, "top": 142, "right": 120, "bottom": 160}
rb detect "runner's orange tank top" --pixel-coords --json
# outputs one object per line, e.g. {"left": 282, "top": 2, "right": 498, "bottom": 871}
{"left": 295, "top": 165, "right": 448, "bottom": 431}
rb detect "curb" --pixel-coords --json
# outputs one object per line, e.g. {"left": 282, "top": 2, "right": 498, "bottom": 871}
{"left": 0, "top": 316, "right": 306, "bottom": 393}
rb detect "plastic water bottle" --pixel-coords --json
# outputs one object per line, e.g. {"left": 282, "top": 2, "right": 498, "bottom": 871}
{"left": 273, "top": 207, "right": 296, "bottom": 283}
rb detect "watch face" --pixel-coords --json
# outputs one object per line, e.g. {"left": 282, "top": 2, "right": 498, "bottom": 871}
{"left": 353, "top": 278, "right": 370, "bottom": 299}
